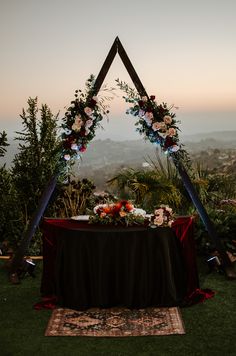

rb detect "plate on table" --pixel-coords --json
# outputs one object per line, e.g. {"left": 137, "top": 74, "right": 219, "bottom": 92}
{"left": 71, "top": 215, "right": 90, "bottom": 221}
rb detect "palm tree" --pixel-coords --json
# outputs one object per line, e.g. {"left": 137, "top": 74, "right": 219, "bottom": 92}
{"left": 107, "top": 167, "right": 182, "bottom": 213}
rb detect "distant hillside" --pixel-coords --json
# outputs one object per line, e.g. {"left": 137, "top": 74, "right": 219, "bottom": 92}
{"left": 181, "top": 131, "right": 236, "bottom": 142}
{"left": 2, "top": 131, "right": 236, "bottom": 168}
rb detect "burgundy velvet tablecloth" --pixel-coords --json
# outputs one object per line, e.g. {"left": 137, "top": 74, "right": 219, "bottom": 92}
{"left": 38, "top": 216, "right": 206, "bottom": 310}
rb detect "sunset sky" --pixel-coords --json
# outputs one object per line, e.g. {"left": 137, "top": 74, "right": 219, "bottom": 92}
{"left": 1, "top": 0, "right": 236, "bottom": 140}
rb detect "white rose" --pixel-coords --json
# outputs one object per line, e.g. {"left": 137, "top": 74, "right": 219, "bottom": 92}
{"left": 64, "top": 154, "right": 70, "bottom": 161}
{"left": 169, "top": 145, "right": 180, "bottom": 152}
{"left": 64, "top": 128, "right": 72, "bottom": 135}
{"left": 71, "top": 143, "right": 78, "bottom": 150}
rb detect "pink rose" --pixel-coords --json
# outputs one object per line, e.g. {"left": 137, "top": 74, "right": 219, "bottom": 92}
{"left": 84, "top": 107, "right": 93, "bottom": 116}
{"left": 85, "top": 119, "right": 93, "bottom": 128}
{"left": 138, "top": 109, "right": 145, "bottom": 117}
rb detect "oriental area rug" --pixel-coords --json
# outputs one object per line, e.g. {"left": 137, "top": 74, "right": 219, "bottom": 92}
{"left": 45, "top": 307, "right": 185, "bottom": 337}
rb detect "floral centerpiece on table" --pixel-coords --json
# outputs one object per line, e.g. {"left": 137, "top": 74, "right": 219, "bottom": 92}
{"left": 150, "top": 205, "right": 175, "bottom": 228}
{"left": 89, "top": 200, "right": 146, "bottom": 226}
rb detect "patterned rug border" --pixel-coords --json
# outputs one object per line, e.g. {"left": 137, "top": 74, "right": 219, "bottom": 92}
{"left": 45, "top": 307, "right": 185, "bottom": 337}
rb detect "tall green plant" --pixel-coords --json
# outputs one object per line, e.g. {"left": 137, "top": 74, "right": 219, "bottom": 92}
{"left": 10, "top": 98, "right": 61, "bottom": 254}
{"left": 0, "top": 131, "right": 22, "bottom": 252}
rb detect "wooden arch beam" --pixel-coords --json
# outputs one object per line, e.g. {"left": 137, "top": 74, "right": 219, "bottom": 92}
{"left": 92, "top": 37, "right": 148, "bottom": 98}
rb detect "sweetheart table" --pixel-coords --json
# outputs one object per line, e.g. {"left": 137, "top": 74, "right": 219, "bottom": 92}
{"left": 40, "top": 216, "right": 199, "bottom": 310}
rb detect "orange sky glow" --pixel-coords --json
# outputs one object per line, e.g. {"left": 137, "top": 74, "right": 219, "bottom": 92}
{"left": 0, "top": 0, "right": 235, "bottom": 139}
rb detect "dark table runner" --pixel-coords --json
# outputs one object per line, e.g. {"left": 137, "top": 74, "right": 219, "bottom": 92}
{"left": 40, "top": 217, "right": 198, "bottom": 310}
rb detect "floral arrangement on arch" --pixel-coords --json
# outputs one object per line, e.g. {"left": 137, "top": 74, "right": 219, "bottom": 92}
{"left": 116, "top": 79, "right": 181, "bottom": 155}
{"left": 61, "top": 75, "right": 111, "bottom": 163}
{"left": 89, "top": 200, "right": 146, "bottom": 226}
{"left": 150, "top": 205, "right": 175, "bottom": 228}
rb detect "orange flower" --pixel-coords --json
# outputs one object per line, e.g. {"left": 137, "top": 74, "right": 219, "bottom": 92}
{"left": 103, "top": 206, "right": 112, "bottom": 214}
{"left": 125, "top": 203, "right": 134, "bottom": 212}
{"left": 119, "top": 211, "right": 127, "bottom": 217}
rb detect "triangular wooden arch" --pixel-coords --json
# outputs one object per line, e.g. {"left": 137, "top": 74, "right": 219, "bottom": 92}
{"left": 92, "top": 36, "right": 148, "bottom": 97}
{"left": 10, "top": 37, "right": 235, "bottom": 279}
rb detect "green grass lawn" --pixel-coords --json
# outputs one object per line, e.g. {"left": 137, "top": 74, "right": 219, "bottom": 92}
{"left": 0, "top": 259, "right": 236, "bottom": 356}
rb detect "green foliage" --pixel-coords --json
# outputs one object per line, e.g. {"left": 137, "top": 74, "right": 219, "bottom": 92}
{"left": 0, "top": 131, "right": 9, "bottom": 157}
{"left": 54, "top": 178, "right": 96, "bottom": 217}
{"left": 12, "top": 97, "right": 60, "bottom": 216}
{"left": 3, "top": 97, "right": 62, "bottom": 255}
{"left": 0, "top": 131, "right": 22, "bottom": 252}
{"left": 194, "top": 205, "right": 236, "bottom": 254}
{"left": 0, "top": 165, "right": 23, "bottom": 251}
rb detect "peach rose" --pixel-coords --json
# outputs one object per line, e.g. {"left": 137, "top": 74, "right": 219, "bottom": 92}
{"left": 152, "top": 122, "right": 162, "bottom": 131}
{"left": 154, "top": 216, "right": 164, "bottom": 226}
{"left": 168, "top": 127, "right": 176, "bottom": 137}
{"left": 163, "top": 115, "right": 172, "bottom": 124}
{"left": 154, "top": 208, "right": 164, "bottom": 216}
